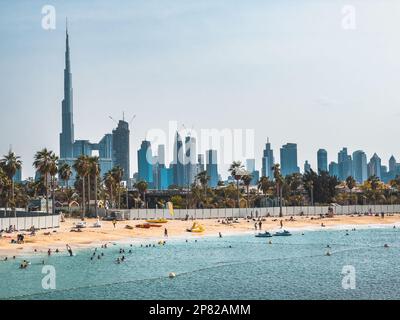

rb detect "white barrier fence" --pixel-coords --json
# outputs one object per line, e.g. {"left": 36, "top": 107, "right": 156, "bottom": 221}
{"left": 0, "top": 214, "right": 61, "bottom": 231}
{"left": 113, "top": 204, "right": 400, "bottom": 220}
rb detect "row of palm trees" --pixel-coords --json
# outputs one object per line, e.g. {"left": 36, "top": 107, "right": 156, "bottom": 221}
{"left": 0, "top": 148, "right": 127, "bottom": 218}
{"left": 188, "top": 161, "right": 400, "bottom": 214}
{"left": 194, "top": 161, "right": 285, "bottom": 214}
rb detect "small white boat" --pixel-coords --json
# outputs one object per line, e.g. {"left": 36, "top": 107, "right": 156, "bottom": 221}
{"left": 274, "top": 230, "right": 292, "bottom": 236}
{"left": 255, "top": 231, "right": 273, "bottom": 238}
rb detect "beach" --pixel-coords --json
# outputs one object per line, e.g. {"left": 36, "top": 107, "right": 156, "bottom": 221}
{"left": 1, "top": 214, "right": 399, "bottom": 258}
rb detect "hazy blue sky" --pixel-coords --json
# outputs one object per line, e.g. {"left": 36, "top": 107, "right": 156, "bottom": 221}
{"left": 1, "top": 0, "right": 400, "bottom": 179}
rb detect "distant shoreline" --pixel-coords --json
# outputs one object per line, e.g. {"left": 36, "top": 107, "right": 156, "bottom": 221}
{"left": 1, "top": 215, "right": 399, "bottom": 258}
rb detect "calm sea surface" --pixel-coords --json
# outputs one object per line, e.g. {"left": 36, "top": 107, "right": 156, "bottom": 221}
{"left": 0, "top": 226, "right": 399, "bottom": 300}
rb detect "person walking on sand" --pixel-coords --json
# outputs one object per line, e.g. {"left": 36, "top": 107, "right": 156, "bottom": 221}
{"left": 254, "top": 222, "right": 257, "bottom": 231}
{"left": 280, "top": 220, "right": 283, "bottom": 229}
{"left": 259, "top": 221, "right": 262, "bottom": 230}
{"left": 164, "top": 228, "right": 168, "bottom": 237}
{"left": 112, "top": 219, "right": 117, "bottom": 228}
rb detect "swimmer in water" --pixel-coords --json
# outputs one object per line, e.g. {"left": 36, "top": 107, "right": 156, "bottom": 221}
{"left": 66, "top": 244, "right": 73, "bottom": 256}
{"left": 219, "top": 232, "right": 222, "bottom": 238}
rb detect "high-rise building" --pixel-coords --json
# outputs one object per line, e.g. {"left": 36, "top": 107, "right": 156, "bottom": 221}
{"left": 280, "top": 143, "right": 299, "bottom": 177}
{"left": 246, "top": 159, "right": 256, "bottom": 173}
{"left": 246, "top": 159, "right": 258, "bottom": 185}
{"left": 137, "top": 140, "right": 153, "bottom": 185}
{"left": 197, "top": 154, "right": 205, "bottom": 175}
{"left": 304, "top": 160, "right": 311, "bottom": 173}
{"left": 389, "top": 155, "right": 397, "bottom": 173}
{"left": 251, "top": 170, "right": 260, "bottom": 185}
{"left": 112, "top": 120, "right": 130, "bottom": 181}
{"left": 58, "top": 26, "right": 128, "bottom": 186}
{"left": 13, "top": 168, "right": 22, "bottom": 183}
{"left": 317, "top": 149, "right": 328, "bottom": 173}
{"left": 206, "top": 150, "right": 219, "bottom": 188}
{"left": 261, "top": 139, "right": 274, "bottom": 179}
{"left": 338, "top": 147, "right": 352, "bottom": 180}
{"left": 171, "top": 132, "right": 184, "bottom": 186}
{"left": 154, "top": 145, "right": 169, "bottom": 190}
{"left": 59, "top": 26, "right": 74, "bottom": 159}
{"left": 352, "top": 150, "right": 367, "bottom": 183}
{"left": 368, "top": 153, "right": 381, "bottom": 179}
{"left": 329, "top": 161, "right": 339, "bottom": 178}
{"left": 157, "top": 145, "right": 166, "bottom": 167}
{"left": 184, "top": 136, "right": 197, "bottom": 187}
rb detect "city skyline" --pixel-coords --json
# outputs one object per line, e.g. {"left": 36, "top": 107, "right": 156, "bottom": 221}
{"left": 1, "top": 0, "right": 400, "bottom": 179}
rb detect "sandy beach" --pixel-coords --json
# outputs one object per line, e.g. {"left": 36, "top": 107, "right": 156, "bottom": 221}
{"left": 1, "top": 214, "right": 399, "bottom": 257}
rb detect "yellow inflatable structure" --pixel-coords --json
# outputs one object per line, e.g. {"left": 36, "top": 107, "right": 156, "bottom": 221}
{"left": 187, "top": 222, "right": 205, "bottom": 233}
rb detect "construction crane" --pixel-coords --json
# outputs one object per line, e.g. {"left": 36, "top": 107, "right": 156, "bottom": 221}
{"left": 108, "top": 115, "right": 118, "bottom": 124}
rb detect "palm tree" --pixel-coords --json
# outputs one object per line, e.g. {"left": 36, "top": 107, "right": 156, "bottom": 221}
{"left": 305, "top": 180, "right": 314, "bottom": 206}
{"left": 58, "top": 163, "right": 72, "bottom": 190}
{"left": 345, "top": 176, "right": 356, "bottom": 205}
{"left": 241, "top": 173, "right": 253, "bottom": 208}
{"left": 228, "top": 161, "right": 245, "bottom": 208}
{"left": 111, "top": 166, "right": 124, "bottom": 209}
{"left": 196, "top": 170, "right": 210, "bottom": 199}
{"left": 33, "top": 148, "right": 54, "bottom": 214}
{"left": 49, "top": 153, "right": 59, "bottom": 214}
{"left": 73, "top": 155, "right": 90, "bottom": 219}
{"left": 0, "top": 150, "right": 22, "bottom": 216}
{"left": 258, "top": 176, "right": 271, "bottom": 196}
{"left": 104, "top": 170, "right": 115, "bottom": 209}
{"left": 272, "top": 164, "right": 284, "bottom": 217}
{"left": 135, "top": 180, "right": 148, "bottom": 208}
{"left": 89, "top": 156, "right": 100, "bottom": 217}
{"left": 0, "top": 167, "right": 11, "bottom": 216}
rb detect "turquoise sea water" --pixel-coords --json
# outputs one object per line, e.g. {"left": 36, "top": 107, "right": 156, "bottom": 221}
{"left": 0, "top": 227, "right": 399, "bottom": 300}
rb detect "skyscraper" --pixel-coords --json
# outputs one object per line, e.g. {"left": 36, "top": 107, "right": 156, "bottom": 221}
{"left": 280, "top": 143, "right": 299, "bottom": 177}
{"left": 317, "top": 149, "right": 328, "bottom": 173}
{"left": 261, "top": 139, "right": 274, "bottom": 179}
{"left": 13, "top": 168, "right": 22, "bottom": 183}
{"left": 197, "top": 154, "right": 205, "bottom": 175}
{"left": 246, "top": 159, "right": 256, "bottom": 173}
{"left": 112, "top": 120, "right": 130, "bottom": 181}
{"left": 338, "top": 148, "right": 352, "bottom": 180}
{"left": 329, "top": 161, "right": 339, "bottom": 178}
{"left": 368, "top": 153, "right": 381, "bottom": 179}
{"left": 155, "top": 144, "right": 169, "bottom": 190}
{"left": 137, "top": 140, "right": 153, "bottom": 185}
{"left": 304, "top": 160, "right": 311, "bottom": 173}
{"left": 58, "top": 26, "right": 127, "bottom": 186}
{"left": 246, "top": 159, "right": 258, "bottom": 185}
{"left": 172, "top": 132, "right": 184, "bottom": 186}
{"left": 206, "top": 150, "right": 219, "bottom": 188}
{"left": 352, "top": 150, "right": 367, "bottom": 183}
{"left": 184, "top": 136, "right": 197, "bottom": 186}
{"left": 59, "top": 26, "right": 74, "bottom": 159}
{"left": 389, "top": 155, "right": 397, "bottom": 173}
